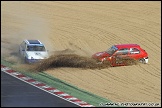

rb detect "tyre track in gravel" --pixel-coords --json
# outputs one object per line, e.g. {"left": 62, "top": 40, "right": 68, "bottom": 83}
{"left": 103, "top": 21, "right": 160, "bottom": 65}
{"left": 44, "top": 1, "right": 159, "bottom": 100}
{"left": 35, "top": 1, "right": 160, "bottom": 103}
{"left": 2, "top": 1, "right": 161, "bottom": 104}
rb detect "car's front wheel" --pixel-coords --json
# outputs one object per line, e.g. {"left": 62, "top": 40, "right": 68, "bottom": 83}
{"left": 139, "top": 58, "right": 146, "bottom": 64}
{"left": 24, "top": 57, "right": 28, "bottom": 64}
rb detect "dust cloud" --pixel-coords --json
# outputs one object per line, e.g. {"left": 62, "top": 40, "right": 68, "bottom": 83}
{"left": 1, "top": 16, "right": 53, "bottom": 64}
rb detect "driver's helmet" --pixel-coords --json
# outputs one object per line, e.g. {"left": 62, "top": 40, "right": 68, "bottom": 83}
{"left": 27, "top": 46, "right": 34, "bottom": 51}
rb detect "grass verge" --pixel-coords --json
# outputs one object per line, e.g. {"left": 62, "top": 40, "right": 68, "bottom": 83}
{"left": 1, "top": 59, "right": 120, "bottom": 107}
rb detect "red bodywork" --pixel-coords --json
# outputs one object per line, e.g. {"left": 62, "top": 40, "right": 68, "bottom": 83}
{"left": 92, "top": 44, "right": 148, "bottom": 66}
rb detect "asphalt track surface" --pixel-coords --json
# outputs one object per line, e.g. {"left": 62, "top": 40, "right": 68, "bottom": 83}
{"left": 1, "top": 71, "right": 79, "bottom": 107}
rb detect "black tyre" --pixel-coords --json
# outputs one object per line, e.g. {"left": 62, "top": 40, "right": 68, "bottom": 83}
{"left": 139, "top": 58, "right": 145, "bottom": 64}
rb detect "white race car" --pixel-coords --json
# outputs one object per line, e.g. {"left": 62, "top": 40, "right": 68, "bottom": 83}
{"left": 19, "top": 40, "right": 49, "bottom": 64}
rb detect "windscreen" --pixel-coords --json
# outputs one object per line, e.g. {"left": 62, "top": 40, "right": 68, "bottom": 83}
{"left": 106, "top": 45, "right": 118, "bottom": 55}
{"left": 27, "top": 45, "right": 45, "bottom": 51}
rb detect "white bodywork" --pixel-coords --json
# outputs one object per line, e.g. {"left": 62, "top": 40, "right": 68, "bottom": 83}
{"left": 19, "top": 40, "right": 49, "bottom": 63}
{"left": 25, "top": 51, "right": 49, "bottom": 59}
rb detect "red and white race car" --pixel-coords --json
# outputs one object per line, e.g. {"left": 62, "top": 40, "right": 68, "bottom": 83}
{"left": 92, "top": 44, "right": 148, "bottom": 66}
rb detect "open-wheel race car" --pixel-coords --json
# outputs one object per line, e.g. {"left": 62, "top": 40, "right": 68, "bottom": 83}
{"left": 92, "top": 44, "right": 148, "bottom": 67}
